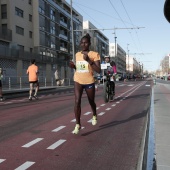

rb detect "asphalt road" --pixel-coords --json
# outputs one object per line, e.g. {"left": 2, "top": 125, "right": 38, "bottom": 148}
{"left": 0, "top": 80, "right": 152, "bottom": 170}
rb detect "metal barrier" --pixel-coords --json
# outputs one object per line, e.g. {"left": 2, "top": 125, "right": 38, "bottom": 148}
{"left": 1, "top": 76, "right": 73, "bottom": 90}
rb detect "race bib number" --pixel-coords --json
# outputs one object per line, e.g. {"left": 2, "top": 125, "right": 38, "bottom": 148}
{"left": 110, "top": 77, "right": 114, "bottom": 81}
{"left": 76, "top": 61, "right": 89, "bottom": 73}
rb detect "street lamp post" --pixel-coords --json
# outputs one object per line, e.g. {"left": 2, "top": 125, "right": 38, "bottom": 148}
{"left": 70, "top": 0, "right": 75, "bottom": 62}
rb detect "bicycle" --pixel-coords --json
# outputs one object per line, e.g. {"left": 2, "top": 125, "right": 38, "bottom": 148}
{"left": 103, "top": 72, "right": 115, "bottom": 103}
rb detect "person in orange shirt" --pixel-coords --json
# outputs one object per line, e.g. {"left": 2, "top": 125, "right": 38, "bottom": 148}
{"left": 27, "top": 59, "right": 39, "bottom": 100}
{"left": 69, "top": 33, "right": 101, "bottom": 134}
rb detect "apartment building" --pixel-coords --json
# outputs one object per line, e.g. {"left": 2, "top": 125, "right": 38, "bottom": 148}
{"left": 83, "top": 20, "right": 109, "bottom": 62}
{"left": 126, "top": 55, "right": 142, "bottom": 75}
{"left": 109, "top": 42, "right": 126, "bottom": 75}
{"left": 0, "top": 0, "right": 83, "bottom": 83}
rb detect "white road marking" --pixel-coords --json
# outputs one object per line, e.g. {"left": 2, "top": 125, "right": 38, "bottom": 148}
{"left": 22, "top": 138, "right": 43, "bottom": 148}
{"left": 4, "top": 102, "right": 13, "bottom": 104}
{"left": 145, "top": 85, "right": 150, "bottom": 86}
{"left": 87, "top": 119, "right": 92, "bottom": 123}
{"left": 106, "top": 108, "right": 111, "bottom": 110}
{"left": 119, "top": 84, "right": 125, "bottom": 86}
{"left": 14, "top": 161, "right": 35, "bottom": 170}
{"left": 98, "top": 112, "right": 105, "bottom": 116}
{"left": 128, "top": 84, "right": 134, "bottom": 86}
{"left": 96, "top": 107, "right": 99, "bottom": 110}
{"left": 84, "top": 112, "right": 91, "bottom": 115}
{"left": 116, "top": 102, "right": 120, "bottom": 104}
{"left": 0, "top": 159, "right": 5, "bottom": 163}
{"left": 47, "top": 139, "right": 66, "bottom": 150}
{"left": 71, "top": 119, "right": 76, "bottom": 122}
{"left": 52, "top": 126, "right": 66, "bottom": 132}
{"left": 100, "top": 104, "right": 105, "bottom": 106}
{"left": 112, "top": 104, "right": 116, "bottom": 107}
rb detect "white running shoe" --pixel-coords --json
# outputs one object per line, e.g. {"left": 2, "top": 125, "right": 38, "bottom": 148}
{"left": 72, "top": 124, "right": 81, "bottom": 134}
{"left": 29, "top": 96, "right": 32, "bottom": 101}
{"left": 92, "top": 115, "right": 97, "bottom": 125}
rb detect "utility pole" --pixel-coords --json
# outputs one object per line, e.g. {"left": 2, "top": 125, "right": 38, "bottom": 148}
{"left": 127, "top": 44, "right": 130, "bottom": 78}
{"left": 112, "top": 32, "right": 117, "bottom": 64}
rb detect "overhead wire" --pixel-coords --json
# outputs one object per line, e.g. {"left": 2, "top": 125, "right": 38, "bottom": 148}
{"left": 119, "top": 0, "right": 144, "bottom": 55}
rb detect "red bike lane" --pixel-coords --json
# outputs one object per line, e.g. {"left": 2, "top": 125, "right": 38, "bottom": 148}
{"left": 0, "top": 81, "right": 152, "bottom": 170}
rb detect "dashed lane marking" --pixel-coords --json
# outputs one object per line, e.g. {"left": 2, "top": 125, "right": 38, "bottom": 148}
{"left": 84, "top": 112, "right": 91, "bottom": 115}
{"left": 71, "top": 119, "right": 76, "bottom": 122}
{"left": 52, "top": 126, "right": 66, "bottom": 132}
{"left": 100, "top": 104, "right": 105, "bottom": 106}
{"left": 47, "top": 139, "right": 66, "bottom": 150}
{"left": 87, "top": 119, "right": 92, "bottom": 123}
{"left": 4, "top": 102, "right": 13, "bottom": 104}
{"left": 112, "top": 104, "right": 116, "bottom": 107}
{"left": 105, "top": 108, "right": 111, "bottom": 110}
{"left": 14, "top": 161, "right": 35, "bottom": 170}
{"left": 0, "top": 159, "right": 5, "bottom": 163}
{"left": 22, "top": 138, "right": 43, "bottom": 148}
{"left": 98, "top": 112, "right": 105, "bottom": 116}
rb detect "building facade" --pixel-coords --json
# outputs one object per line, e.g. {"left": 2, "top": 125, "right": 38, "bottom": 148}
{"left": 109, "top": 42, "right": 126, "bottom": 75}
{"left": 0, "top": 0, "right": 83, "bottom": 83}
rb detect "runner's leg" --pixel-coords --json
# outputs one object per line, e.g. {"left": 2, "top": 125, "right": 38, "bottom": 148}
{"left": 85, "top": 85, "right": 96, "bottom": 116}
{"left": 74, "top": 82, "right": 83, "bottom": 125}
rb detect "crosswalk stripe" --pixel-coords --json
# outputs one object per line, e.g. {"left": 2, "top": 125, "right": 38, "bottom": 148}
{"left": 71, "top": 119, "right": 76, "bottom": 122}
{"left": 47, "top": 139, "right": 66, "bottom": 150}
{"left": 14, "top": 161, "right": 35, "bottom": 170}
{"left": 22, "top": 138, "right": 43, "bottom": 148}
{"left": 106, "top": 108, "right": 111, "bottom": 110}
{"left": 52, "top": 126, "right": 66, "bottom": 132}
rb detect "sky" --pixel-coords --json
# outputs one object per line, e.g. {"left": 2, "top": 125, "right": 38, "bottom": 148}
{"left": 66, "top": 0, "right": 170, "bottom": 72}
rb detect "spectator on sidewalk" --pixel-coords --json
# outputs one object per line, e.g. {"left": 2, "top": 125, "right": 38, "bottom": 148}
{"left": 26, "top": 59, "right": 39, "bottom": 100}
{"left": 54, "top": 69, "right": 64, "bottom": 86}
{"left": 0, "top": 68, "right": 4, "bottom": 101}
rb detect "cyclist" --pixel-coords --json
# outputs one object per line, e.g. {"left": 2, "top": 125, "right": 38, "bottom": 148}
{"left": 103, "top": 56, "right": 117, "bottom": 95}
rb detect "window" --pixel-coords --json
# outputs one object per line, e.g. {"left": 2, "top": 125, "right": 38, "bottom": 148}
{"left": 50, "top": 8, "right": 55, "bottom": 21}
{"left": 29, "top": 14, "right": 32, "bottom": 22}
{"left": 29, "top": 31, "right": 32, "bottom": 38}
{"left": 15, "top": 7, "right": 23, "bottom": 18}
{"left": 1, "top": 4, "right": 7, "bottom": 19}
{"left": 16, "top": 26, "right": 24, "bottom": 35}
{"left": 2, "top": 24, "right": 7, "bottom": 34}
{"left": 30, "top": 48, "right": 33, "bottom": 53}
{"left": 28, "top": 0, "right": 32, "bottom": 5}
{"left": 18, "top": 45, "right": 24, "bottom": 52}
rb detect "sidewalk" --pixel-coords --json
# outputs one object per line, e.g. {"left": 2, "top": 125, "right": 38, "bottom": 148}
{"left": 154, "top": 82, "right": 170, "bottom": 170}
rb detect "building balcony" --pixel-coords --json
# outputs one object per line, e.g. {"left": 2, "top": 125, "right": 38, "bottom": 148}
{"left": 0, "top": 28, "right": 12, "bottom": 41}
{"left": 59, "top": 34, "right": 68, "bottom": 40}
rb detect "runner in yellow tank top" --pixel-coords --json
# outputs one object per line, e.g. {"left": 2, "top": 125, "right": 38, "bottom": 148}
{"left": 69, "top": 33, "right": 101, "bottom": 134}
